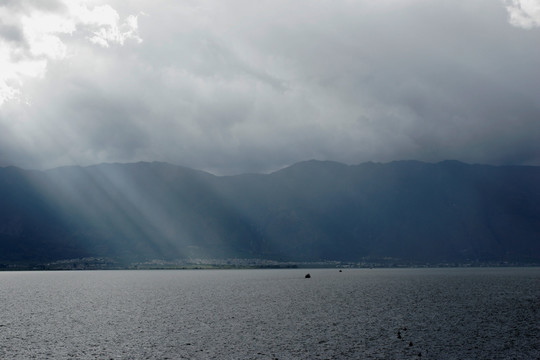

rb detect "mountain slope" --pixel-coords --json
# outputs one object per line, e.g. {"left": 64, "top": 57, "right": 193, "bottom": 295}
{"left": 0, "top": 160, "right": 538, "bottom": 264}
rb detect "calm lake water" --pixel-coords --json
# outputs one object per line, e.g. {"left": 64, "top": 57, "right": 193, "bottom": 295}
{"left": 0, "top": 268, "right": 538, "bottom": 359}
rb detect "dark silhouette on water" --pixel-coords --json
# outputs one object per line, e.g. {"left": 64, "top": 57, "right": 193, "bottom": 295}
{"left": 305, "top": 273, "right": 311, "bottom": 278}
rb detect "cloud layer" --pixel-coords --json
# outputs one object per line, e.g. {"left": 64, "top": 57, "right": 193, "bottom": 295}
{"left": 506, "top": 0, "right": 540, "bottom": 28}
{"left": 0, "top": 0, "right": 539, "bottom": 174}
{"left": 0, "top": 0, "right": 141, "bottom": 105}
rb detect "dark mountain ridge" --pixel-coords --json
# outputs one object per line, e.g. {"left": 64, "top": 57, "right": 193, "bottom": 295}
{"left": 0, "top": 160, "right": 539, "bottom": 265}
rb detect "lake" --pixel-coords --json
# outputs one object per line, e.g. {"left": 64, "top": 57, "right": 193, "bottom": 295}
{"left": 0, "top": 268, "right": 538, "bottom": 359}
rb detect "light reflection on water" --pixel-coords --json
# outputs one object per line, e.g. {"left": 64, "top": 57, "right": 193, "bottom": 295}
{"left": 0, "top": 268, "right": 538, "bottom": 359}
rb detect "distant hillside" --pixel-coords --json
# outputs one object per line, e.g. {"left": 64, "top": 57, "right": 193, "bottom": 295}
{"left": 0, "top": 160, "right": 539, "bottom": 265}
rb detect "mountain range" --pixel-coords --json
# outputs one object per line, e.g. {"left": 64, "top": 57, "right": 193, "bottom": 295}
{"left": 1, "top": 160, "right": 539, "bottom": 265}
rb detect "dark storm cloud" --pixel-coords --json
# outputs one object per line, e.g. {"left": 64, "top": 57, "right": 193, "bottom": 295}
{"left": 0, "top": 0, "right": 539, "bottom": 173}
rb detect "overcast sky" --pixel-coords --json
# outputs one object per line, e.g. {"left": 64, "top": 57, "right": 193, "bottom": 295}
{"left": 0, "top": 0, "right": 539, "bottom": 174}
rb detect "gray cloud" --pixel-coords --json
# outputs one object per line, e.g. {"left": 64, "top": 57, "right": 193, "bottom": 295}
{"left": 0, "top": 0, "right": 66, "bottom": 12}
{"left": 0, "top": 23, "right": 24, "bottom": 43}
{"left": 0, "top": 0, "right": 539, "bottom": 174}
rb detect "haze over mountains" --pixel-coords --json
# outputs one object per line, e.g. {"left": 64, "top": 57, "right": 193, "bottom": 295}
{"left": 0, "top": 160, "right": 539, "bottom": 265}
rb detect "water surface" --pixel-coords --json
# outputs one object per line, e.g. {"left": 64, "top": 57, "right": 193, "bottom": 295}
{"left": 0, "top": 268, "right": 538, "bottom": 359}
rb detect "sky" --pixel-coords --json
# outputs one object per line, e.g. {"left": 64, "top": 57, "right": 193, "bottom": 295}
{"left": 0, "top": 0, "right": 539, "bottom": 175}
